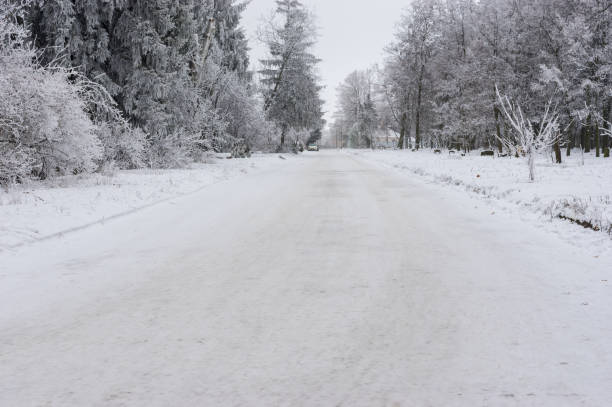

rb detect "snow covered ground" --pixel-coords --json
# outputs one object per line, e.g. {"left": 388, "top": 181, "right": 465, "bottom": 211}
{"left": 1, "top": 152, "right": 611, "bottom": 406}
{"left": 352, "top": 149, "right": 612, "bottom": 255}
{"left": 0, "top": 154, "right": 285, "bottom": 250}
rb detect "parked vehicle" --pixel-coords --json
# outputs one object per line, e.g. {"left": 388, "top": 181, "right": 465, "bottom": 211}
{"left": 307, "top": 143, "right": 319, "bottom": 152}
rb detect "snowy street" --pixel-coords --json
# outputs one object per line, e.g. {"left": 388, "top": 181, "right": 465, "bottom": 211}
{"left": 1, "top": 151, "right": 611, "bottom": 406}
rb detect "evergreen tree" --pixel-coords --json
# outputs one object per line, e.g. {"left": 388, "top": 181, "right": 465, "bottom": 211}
{"left": 29, "top": 0, "right": 263, "bottom": 166}
{"left": 259, "top": 0, "right": 324, "bottom": 150}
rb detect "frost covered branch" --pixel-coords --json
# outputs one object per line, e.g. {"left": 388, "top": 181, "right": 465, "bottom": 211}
{"left": 495, "top": 86, "right": 561, "bottom": 181}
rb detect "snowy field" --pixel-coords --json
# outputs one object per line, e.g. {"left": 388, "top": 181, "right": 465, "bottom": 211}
{"left": 353, "top": 149, "right": 612, "bottom": 254}
{"left": 0, "top": 154, "right": 286, "bottom": 251}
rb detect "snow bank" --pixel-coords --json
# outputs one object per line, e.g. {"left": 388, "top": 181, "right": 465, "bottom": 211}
{"left": 353, "top": 149, "right": 612, "bottom": 248}
{"left": 0, "top": 154, "right": 285, "bottom": 250}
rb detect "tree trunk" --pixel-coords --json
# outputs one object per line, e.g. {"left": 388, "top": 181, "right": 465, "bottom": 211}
{"left": 202, "top": 18, "right": 217, "bottom": 63}
{"left": 595, "top": 124, "right": 601, "bottom": 157}
{"left": 415, "top": 65, "right": 425, "bottom": 151}
{"left": 397, "top": 111, "right": 407, "bottom": 149}
{"left": 584, "top": 116, "right": 591, "bottom": 153}
{"left": 494, "top": 105, "right": 503, "bottom": 153}
{"left": 528, "top": 149, "right": 536, "bottom": 182}
{"left": 280, "top": 125, "right": 287, "bottom": 150}
{"left": 566, "top": 121, "right": 573, "bottom": 156}
{"left": 406, "top": 108, "right": 413, "bottom": 150}
{"left": 603, "top": 98, "right": 611, "bottom": 153}
{"left": 264, "top": 59, "right": 288, "bottom": 112}
{"left": 554, "top": 141, "right": 562, "bottom": 163}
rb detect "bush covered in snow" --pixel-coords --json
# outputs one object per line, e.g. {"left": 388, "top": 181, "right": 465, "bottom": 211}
{"left": 0, "top": 0, "right": 102, "bottom": 184}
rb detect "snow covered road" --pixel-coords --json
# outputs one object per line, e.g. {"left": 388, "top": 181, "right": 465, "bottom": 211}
{"left": 1, "top": 151, "right": 611, "bottom": 406}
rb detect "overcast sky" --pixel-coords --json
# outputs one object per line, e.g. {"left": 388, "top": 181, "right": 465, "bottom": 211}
{"left": 242, "top": 0, "right": 409, "bottom": 125}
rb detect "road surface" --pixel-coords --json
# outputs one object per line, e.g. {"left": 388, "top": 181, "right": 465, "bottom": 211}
{"left": 1, "top": 151, "right": 611, "bottom": 406}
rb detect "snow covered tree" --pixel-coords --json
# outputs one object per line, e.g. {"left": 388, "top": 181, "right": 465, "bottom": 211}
{"left": 29, "top": 0, "right": 262, "bottom": 166}
{"left": 335, "top": 69, "right": 379, "bottom": 148}
{"left": 496, "top": 87, "right": 561, "bottom": 181}
{"left": 0, "top": 0, "right": 103, "bottom": 184}
{"left": 259, "top": 0, "right": 324, "bottom": 151}
{"left": 372, "top": 0, "right": 611, "bottom": 157}
{"left": 381, "top": 48, "right": 414, "bottom": 150}
{"left": 381, "top": 0, "right": 441, "bottom": 150}
{"left": 429, "top": 0, "right": 499, "bottom": 152}
{"left": 395, "top": 0, "right": 440, "bottom": 150}
{"left": 213, "top": 0, "right": 251, "bottom": 75}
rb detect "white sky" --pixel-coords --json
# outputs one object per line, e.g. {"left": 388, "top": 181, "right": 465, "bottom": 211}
{"left": 242, "top": 0, "right": 409, "bottom": 125}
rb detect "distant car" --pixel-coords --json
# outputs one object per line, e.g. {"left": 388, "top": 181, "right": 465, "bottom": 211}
{"left": 307, "top": 143, "right": 319, "bottom": 152}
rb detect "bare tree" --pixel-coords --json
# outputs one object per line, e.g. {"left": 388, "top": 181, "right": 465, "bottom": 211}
{"left": 495, "top": 87, "right": 561, "bottom": 182}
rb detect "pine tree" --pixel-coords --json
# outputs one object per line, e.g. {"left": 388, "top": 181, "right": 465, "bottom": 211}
{"left": 29, "top": 0, "right": 263, "bottom": 166}
{"left": 259, "top": 0, "right": 324, "bottom": 150}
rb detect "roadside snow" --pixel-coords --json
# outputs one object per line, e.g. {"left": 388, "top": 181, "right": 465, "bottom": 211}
{"left": 0, "top": 154, "right": 285, "bottom": 250}
{"left": 352, "top": 149, "right": 612, "bottom": 254}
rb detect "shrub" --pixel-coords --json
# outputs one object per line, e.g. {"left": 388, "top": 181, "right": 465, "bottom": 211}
{"left": 0, "top": 0, "right": 103, "bottom": 184}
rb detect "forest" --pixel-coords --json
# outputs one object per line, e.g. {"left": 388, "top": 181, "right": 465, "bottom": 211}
{"left": 2, "top": 0, "right": 611, "bottom": 187}
{"left": 331, "top": 0, "right": 611, "bottom": 164}
{"left": 0, "top": 0, "right": 324, "bottom": 185}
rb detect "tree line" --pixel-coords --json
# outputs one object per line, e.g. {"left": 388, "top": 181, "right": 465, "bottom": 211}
{"left": 0, "top": 0, "right": 324, "bottom": 185}
{"left": 332, "top": 0, "right": 611, "bottom": 161}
